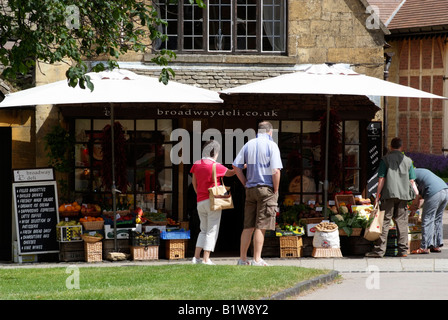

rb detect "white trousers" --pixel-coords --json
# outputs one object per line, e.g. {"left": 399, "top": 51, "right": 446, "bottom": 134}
{"left": 196, "top": 199, "right": 222, "bottom": 252}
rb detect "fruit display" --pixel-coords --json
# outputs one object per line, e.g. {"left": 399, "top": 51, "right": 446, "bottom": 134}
{"left": 58, "top": 202, "right": 81, "bottom": 217}
{"left": 56, "top": 220, "right": 82, "bottom": 242}
{"left": 276, "top": 223, "right": 305, "bottom": 237}
{"left": 143, "top": 211, "right": 167, "bottom": 225}
{"left": 80, "top": 204, "right": 102, "bottom": 216}
{"left": 130, "top": 230, "right": 160, "bottom": 246}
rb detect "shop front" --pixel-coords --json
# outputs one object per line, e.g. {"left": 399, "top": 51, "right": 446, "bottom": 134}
{"left": 58, "top": 93, "right": 380, "bottom": 257}
{"left": 3, "top": 68, "right": 388, "bottom": 262}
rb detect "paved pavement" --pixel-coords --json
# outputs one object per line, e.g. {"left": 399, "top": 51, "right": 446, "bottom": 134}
{"left": 2, "top": 214, "right": 448, "bottom": 300}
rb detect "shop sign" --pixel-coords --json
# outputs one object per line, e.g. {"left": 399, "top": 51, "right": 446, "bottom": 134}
{"left": 156, "top": 108, "right": 280, "bottom": 118}
{"left": 13, "top": 168, "right": 55, "bottom": 182}
{"left": 13, "top": 169, "right": 60, "bottom": 258}
{"left": 366, "top": 122, "right": 382, "bottom": 197}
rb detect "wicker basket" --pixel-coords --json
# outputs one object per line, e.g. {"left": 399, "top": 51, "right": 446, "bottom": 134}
{"left": 280, "top": 247, "right": 302, "bottom": 258}
{"left": 339, "top": 228, "right": 362, "bottom": 237}
{"left": 81, "top": 234, "right": 103, "bottom": 243}
{"left": 131, "top": 246, "right": 159, "bottom": 260}
{"left": 84, "top": 241, "right": 102, "bottom": 262}
{"left": 312, "top": 247, "right": 343, "bottom": 258}
{"left": 335, "top": 195, "right": 355, "bottom": 209}
{"left": 82, "top": 220, "right": 105, "bottom": 231}
{"left": 279, "top": 236, "right": 303, "bottom": 248}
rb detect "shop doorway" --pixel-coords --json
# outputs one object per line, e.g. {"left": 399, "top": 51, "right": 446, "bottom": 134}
{"left": 0, "top": 127, "right": 12, "bottom": 261}
{"left": 185, "top": 118, "right": 258, "bottom": 256}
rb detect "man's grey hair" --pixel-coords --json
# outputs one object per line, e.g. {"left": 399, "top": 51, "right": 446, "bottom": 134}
{"left": 258, "top": 121, "right": 273, "bottom": 134}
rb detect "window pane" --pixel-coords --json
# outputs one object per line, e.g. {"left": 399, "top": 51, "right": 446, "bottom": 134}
{"left": 75, "top": 144, "right": 89, "bottom": 166}
{"left": 209, "top": 0, "right": 232, "bottom": 51}
{"left": 345, "top": 169, "right": 360, "bottom": 192}
{"left": 136, "top": 168, "right": 157, "bottom": 192}
{"left": 262, "top": 0, "right": 285, "bottom": 52}
{"left": 153, "top": 1, "right": 178, "bottom": 50}
{"left": 183, "top": 0, "right": 203, "bottom": 50}
{"left": 158, "top": 119, "right": 172, "bottom": 142}
{"left": 75, "top": 119, "right": 90, "bottom": 142}
{"left": 345, "top": 121, "right": 359, "bottom": 143}
{"left": 136, "top": 144, "right": 156, "bottom": 168}
{"left": 159, "top": 168, "right": 173, "bottom": 191}
{"left": 75, "top": 168, "right": 90, "bottom": 192}
{"left": 345, "top": 145, "right": 360, "bottom": 168}
{"left": 137, "top": 119, "right": 155, "bottom": 131}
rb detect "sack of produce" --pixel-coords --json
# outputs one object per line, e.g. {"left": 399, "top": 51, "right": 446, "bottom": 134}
{"left": 312, "top": 222, "right": 340, "bottom": 248}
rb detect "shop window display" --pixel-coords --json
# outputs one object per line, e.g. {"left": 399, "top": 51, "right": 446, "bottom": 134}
{"left": 278, "top": 120, "right": 361, "bottom": 205}
{"left": 73, "top": 119, "right": 174, "bottom": 216}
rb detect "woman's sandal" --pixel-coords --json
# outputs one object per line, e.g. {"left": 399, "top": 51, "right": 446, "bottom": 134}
{"left": 430, "top": 247, "right": 442, "bottom": 253}
{"left": 411, "top": 248, "right": 429, "bottom": 254}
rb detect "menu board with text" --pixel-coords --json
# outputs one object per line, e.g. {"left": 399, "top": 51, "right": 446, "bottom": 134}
{"left": 13, "top": 181, "right": 60, "bottom": 255}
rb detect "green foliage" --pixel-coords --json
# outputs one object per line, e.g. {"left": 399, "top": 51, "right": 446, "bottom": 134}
{"left": 43, "top": 124, "right": 75, "bottom": 173}
{"left": 0, "top": 0, "right": 205, "bottom": 88}
{"left": 330, "top": 212, "right": 372, "bottom": 236}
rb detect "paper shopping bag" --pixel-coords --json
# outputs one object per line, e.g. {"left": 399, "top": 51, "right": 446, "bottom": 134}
{"left": 208, "top": 163, "right": 234, "bottom": 211}
{"left": 364, "top": 203, "right": 384, "bottom": 241}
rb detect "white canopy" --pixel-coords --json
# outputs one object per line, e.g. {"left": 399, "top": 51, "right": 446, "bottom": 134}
{"left": 220, "top": 64, "right": 447, "bottom": 100}
{"left": 0, "top": 69, "right": 223, "bottom": 107}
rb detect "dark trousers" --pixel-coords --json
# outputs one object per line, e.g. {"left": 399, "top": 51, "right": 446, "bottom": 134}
{"left": 373, "top": 198, "right": 409, "bottom": 256}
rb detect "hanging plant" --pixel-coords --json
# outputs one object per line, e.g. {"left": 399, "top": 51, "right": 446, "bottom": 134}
{"left": 44, "top": 124, "right": 75, "bottom": 202}
{"left": 319, "top": 109, "right": 342, "bottom": 189}
{"left": 101, "top": 121, "right": 128, "bottom": 192}
{"left": 44, "top": 124, "right": 75, "bottom": 173}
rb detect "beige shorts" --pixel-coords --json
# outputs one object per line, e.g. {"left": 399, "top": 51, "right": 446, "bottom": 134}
{"left": 244, "top": 186, "right": 278, "bottom": 230}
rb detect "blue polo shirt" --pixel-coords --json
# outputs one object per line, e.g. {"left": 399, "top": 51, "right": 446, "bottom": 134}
{"left": 415, "top": 168, "right": 448, "bottom": 199}
{"left": 233, "top": 133, "right": 283, "bottom": 188}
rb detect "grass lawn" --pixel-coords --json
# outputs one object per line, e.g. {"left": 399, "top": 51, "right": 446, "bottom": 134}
{"left": 0, "top": 264, "right": 328, "bottom": 300}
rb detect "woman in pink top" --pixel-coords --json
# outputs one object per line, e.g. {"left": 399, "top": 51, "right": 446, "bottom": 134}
{"left": 190, "top": 140, "right": 235, "bottom": 265}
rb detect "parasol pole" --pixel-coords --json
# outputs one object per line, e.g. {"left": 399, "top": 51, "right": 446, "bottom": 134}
{"left": 110, "top": 103, "right": 118, "bottom": 252}
{"left": 323, "top": 95, "right": 332, "bottom": 217}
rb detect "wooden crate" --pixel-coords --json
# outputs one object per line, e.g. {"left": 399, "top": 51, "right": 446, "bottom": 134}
{"left": 59, "top": 242, "right": 84, "bottom": 262}
{"left": 163, "top": 239, "right": 187, "bottom": 260}
{"left": 342, "top": 236, "right": 373, "bottom": 256}
{"left": 84, "top": 241, "right": 103, "bottom": 262}
{"left": 131, "top": 246, "right": 159, "bottom": 260}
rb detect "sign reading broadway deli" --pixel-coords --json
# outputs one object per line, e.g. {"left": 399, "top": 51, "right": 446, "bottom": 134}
{"left": 156, "top": 108, "right": 281, "bottom": 118}
{"left": 13, "top": 168, "right": 59, "bottom": 256}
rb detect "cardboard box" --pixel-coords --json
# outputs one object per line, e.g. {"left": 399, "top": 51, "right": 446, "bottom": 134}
{"left": 104, "top": 224, "right": 141, "bottom": 239}
{"left": 306, "top": 224, "right": 319, "bottom": 237}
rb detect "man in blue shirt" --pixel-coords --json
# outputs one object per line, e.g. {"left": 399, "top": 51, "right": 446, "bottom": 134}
{"left": 409, "top": 168, "right": 448, "bottom": 254}
{"left": 233, "top": 121, "right": 283, "bottom": 266}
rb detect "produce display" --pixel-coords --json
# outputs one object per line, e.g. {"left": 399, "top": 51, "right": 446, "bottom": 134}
{"left": 130, "top": 230, "right": 160, "bottom": 246}
{"left": 56, "top": 220, "right": 82, "bottom": 242}
{"left": 314, "top": 221, "right": 338, "bottom": 232}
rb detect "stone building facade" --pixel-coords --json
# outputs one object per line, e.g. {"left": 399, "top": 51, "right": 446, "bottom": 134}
{"left": 0, "top": 0, "right": 389, "bottom": 261}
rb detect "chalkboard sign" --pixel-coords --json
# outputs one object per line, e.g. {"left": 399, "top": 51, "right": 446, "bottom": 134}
{"left": 13, "top": 181, "right": 60, "bottom": 255}
{"left": 366, "top": 122, "right": 382, "bottom": 198}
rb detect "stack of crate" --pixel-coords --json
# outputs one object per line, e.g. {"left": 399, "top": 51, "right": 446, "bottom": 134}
{"left": 279, "top": 236, "right": 303, "bottom": 258}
